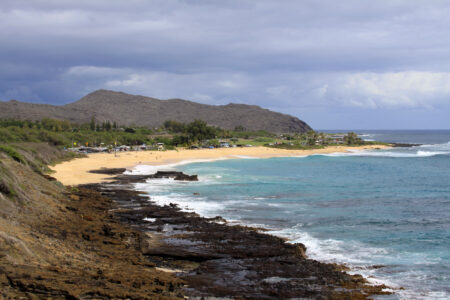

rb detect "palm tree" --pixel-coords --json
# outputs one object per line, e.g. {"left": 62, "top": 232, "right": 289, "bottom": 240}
{"left": 307, "top": 130, "right": 318, "bottom": 146}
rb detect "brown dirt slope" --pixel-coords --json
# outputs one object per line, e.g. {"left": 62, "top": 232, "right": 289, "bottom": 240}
{"left": 0, "top": 144, "right": 183, "bottom": 299}
{"left": 0, "top": 89, "right": 312, "bottom": 133}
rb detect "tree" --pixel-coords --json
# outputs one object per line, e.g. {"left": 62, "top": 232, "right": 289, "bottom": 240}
{"left": 61, "top": 120, "right": 71, "bottom": 132}
{"left": 172, "top": 135, "right": 189, "bottom": 146}
{"left": 90, "top": 117, "right": 96, "bottom": 131}
{"left": 209, "top": 139, "right": 220, "bottom": 147}
{"left": 164, "top": 120, "right": 185, "bottom": 133}
{"left": 319, "top": 132, "right": 327, "bottom": 145}
{"left": 185, "top": 120, "right": 215, "bottom": 143}
{"left": 344, "top": 132, "right": 362, "bottom": 145}
{"left": 306, "top": 130, "right": 318, "bottom": 146}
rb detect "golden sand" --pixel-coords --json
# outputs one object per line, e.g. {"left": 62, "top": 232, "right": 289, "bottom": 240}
{"left": 50, "top": 145, "right": 390, "bottom": 186}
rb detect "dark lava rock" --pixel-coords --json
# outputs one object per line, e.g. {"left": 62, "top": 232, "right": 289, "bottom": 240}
{"left": 174, "top": 173, "right": 198, "bottom": 181}
{"left": 80, "top": 178, "right": 392, "bottom": 300}
{"left": 88, "top": 168, "right": 127, "bottom": 175}
{"left": 65, "top": 206, "right": 78, "bottom": 212}
{"left": 41, "top": 174, "right": 57, "bottom": 181}
{"left": 0, "top": 181, "right": 11, "bottom": 194}
{"left": 109, "top": 171, "right": 199, "bottom": 183}
{"left": 153, "top": 171, "right": 198, "bottom": 181}
{"left": 101, "top": 224, "right": 115, "bottom": 237}
{"left": 391, "top": 143, "right": 422, "bottom": 147}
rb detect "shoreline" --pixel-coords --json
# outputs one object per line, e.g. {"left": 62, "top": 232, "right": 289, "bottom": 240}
{"left": 50, "top": 144, "right": 390, "bottom": 185}
{"left": 48, "top": 144, "right": 395, "bottom": 297}
{"left": 131, "top": 173, "right": 398, "bottom": 293}
{"left": 77, "top": 171, "right": 391, "bottom": 298}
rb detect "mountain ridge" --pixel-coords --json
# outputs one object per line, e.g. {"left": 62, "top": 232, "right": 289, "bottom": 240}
{"left": 0, "top": 89, "right": 312, "bottom": 133}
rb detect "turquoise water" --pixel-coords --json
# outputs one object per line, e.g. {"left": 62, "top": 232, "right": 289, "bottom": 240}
{"left": 133, "top": 131, "right": 450, "bottom": 299}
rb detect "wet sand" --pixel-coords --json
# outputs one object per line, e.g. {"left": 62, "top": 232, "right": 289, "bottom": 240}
{"left": 50, "top": 145, "right": 389, "bottom": 185}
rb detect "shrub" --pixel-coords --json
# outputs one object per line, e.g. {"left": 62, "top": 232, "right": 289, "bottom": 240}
{"left": 254, "top": 137, "right": 274, "bottom": 143}
{"left": 0, "top": 145, "right": 25, "bottom": 163}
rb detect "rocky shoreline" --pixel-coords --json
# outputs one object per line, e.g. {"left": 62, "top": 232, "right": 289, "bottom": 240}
{"left": 0, "top": 182, "right": 183, "bottom": 299}
{"left": 79, "top": 168, "right": 392, "bottom": 299}
{"left": 390, "top": 143, "right": 422, "bottom": 147}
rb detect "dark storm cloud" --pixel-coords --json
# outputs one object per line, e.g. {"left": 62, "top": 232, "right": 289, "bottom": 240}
{"left": 1, "top": 0, "right": 450, "bottom": 128}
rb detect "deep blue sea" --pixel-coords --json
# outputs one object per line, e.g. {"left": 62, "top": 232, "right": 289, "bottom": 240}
{"left": 132, "top": 130, "right": 450, "bottom": 299}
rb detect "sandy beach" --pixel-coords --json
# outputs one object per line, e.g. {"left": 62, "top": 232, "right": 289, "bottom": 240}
{"left": 50, "top": 145, "right": 389, "bottom": 185}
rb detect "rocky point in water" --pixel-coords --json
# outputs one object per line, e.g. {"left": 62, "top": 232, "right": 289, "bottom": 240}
{"left": 89, "top": 168, "right": 198, "bottom": 182}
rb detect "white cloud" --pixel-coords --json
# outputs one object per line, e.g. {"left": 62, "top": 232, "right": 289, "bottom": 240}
{"left": 62, "top": 66, "right": 450, "bottom": 110}
{"left": 329, "top": 72, "right": 450, "bottom": 109}
{"left": 216, "top": 80, "right": 240, "bottom": 89}
{"left": 66, "top": 65, "right": 126, "bottom": 76}
{"left": 99, "top": 68, "right": 251, "bottom": 103}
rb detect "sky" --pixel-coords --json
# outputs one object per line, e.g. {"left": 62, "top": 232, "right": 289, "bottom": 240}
{"left": 1, "top": 0, "right": 450, "bottom": 129}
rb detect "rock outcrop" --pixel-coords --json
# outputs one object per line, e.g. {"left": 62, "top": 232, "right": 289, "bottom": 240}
{"left": 89, "top": 169, "right": 200, "bottom": 183}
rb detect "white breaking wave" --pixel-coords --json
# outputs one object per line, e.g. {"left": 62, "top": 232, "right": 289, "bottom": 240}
{"left": 230, "top": 155, "right": 260, "bottom": 159}
{"left": 126, "top": 157, "right": 230, "bottom": 175}
{"left": 418, "top": 142, "right": 450, "bottom": 154}
{"left": 419, "top": 141, "right": 450, "bottom": 147}
{"left": 322, "top": 150, "right": 449, "bottom": 158}
{"left": 358, "top": 133, "right": 376, "bottom": 141}
{"left": 417, "top": 150, "right": 450, "bottom": 157}
{"left": 307, "top": 141, "right": 450, "bottom": 158}
{"left": 134, "top": 176, "right": 227, "bottom": 217}
{"left": 141, "top": 192, "right": 226, "bottom": 217}
{"left": 269, "top": 226, "right": 389, "bottom": 265}
{"left": 126, "top": 164, "right": 170, "bottom": 175}
{"left": 133, "top": 178, "right": 176, "bottom": 190}
{"left": 268, "top": 225, "right": 449, "bottom": 300}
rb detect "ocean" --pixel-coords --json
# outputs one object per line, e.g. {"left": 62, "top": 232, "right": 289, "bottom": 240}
{"left": 131, "top": 130, "right": 450, "bottom": 299}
